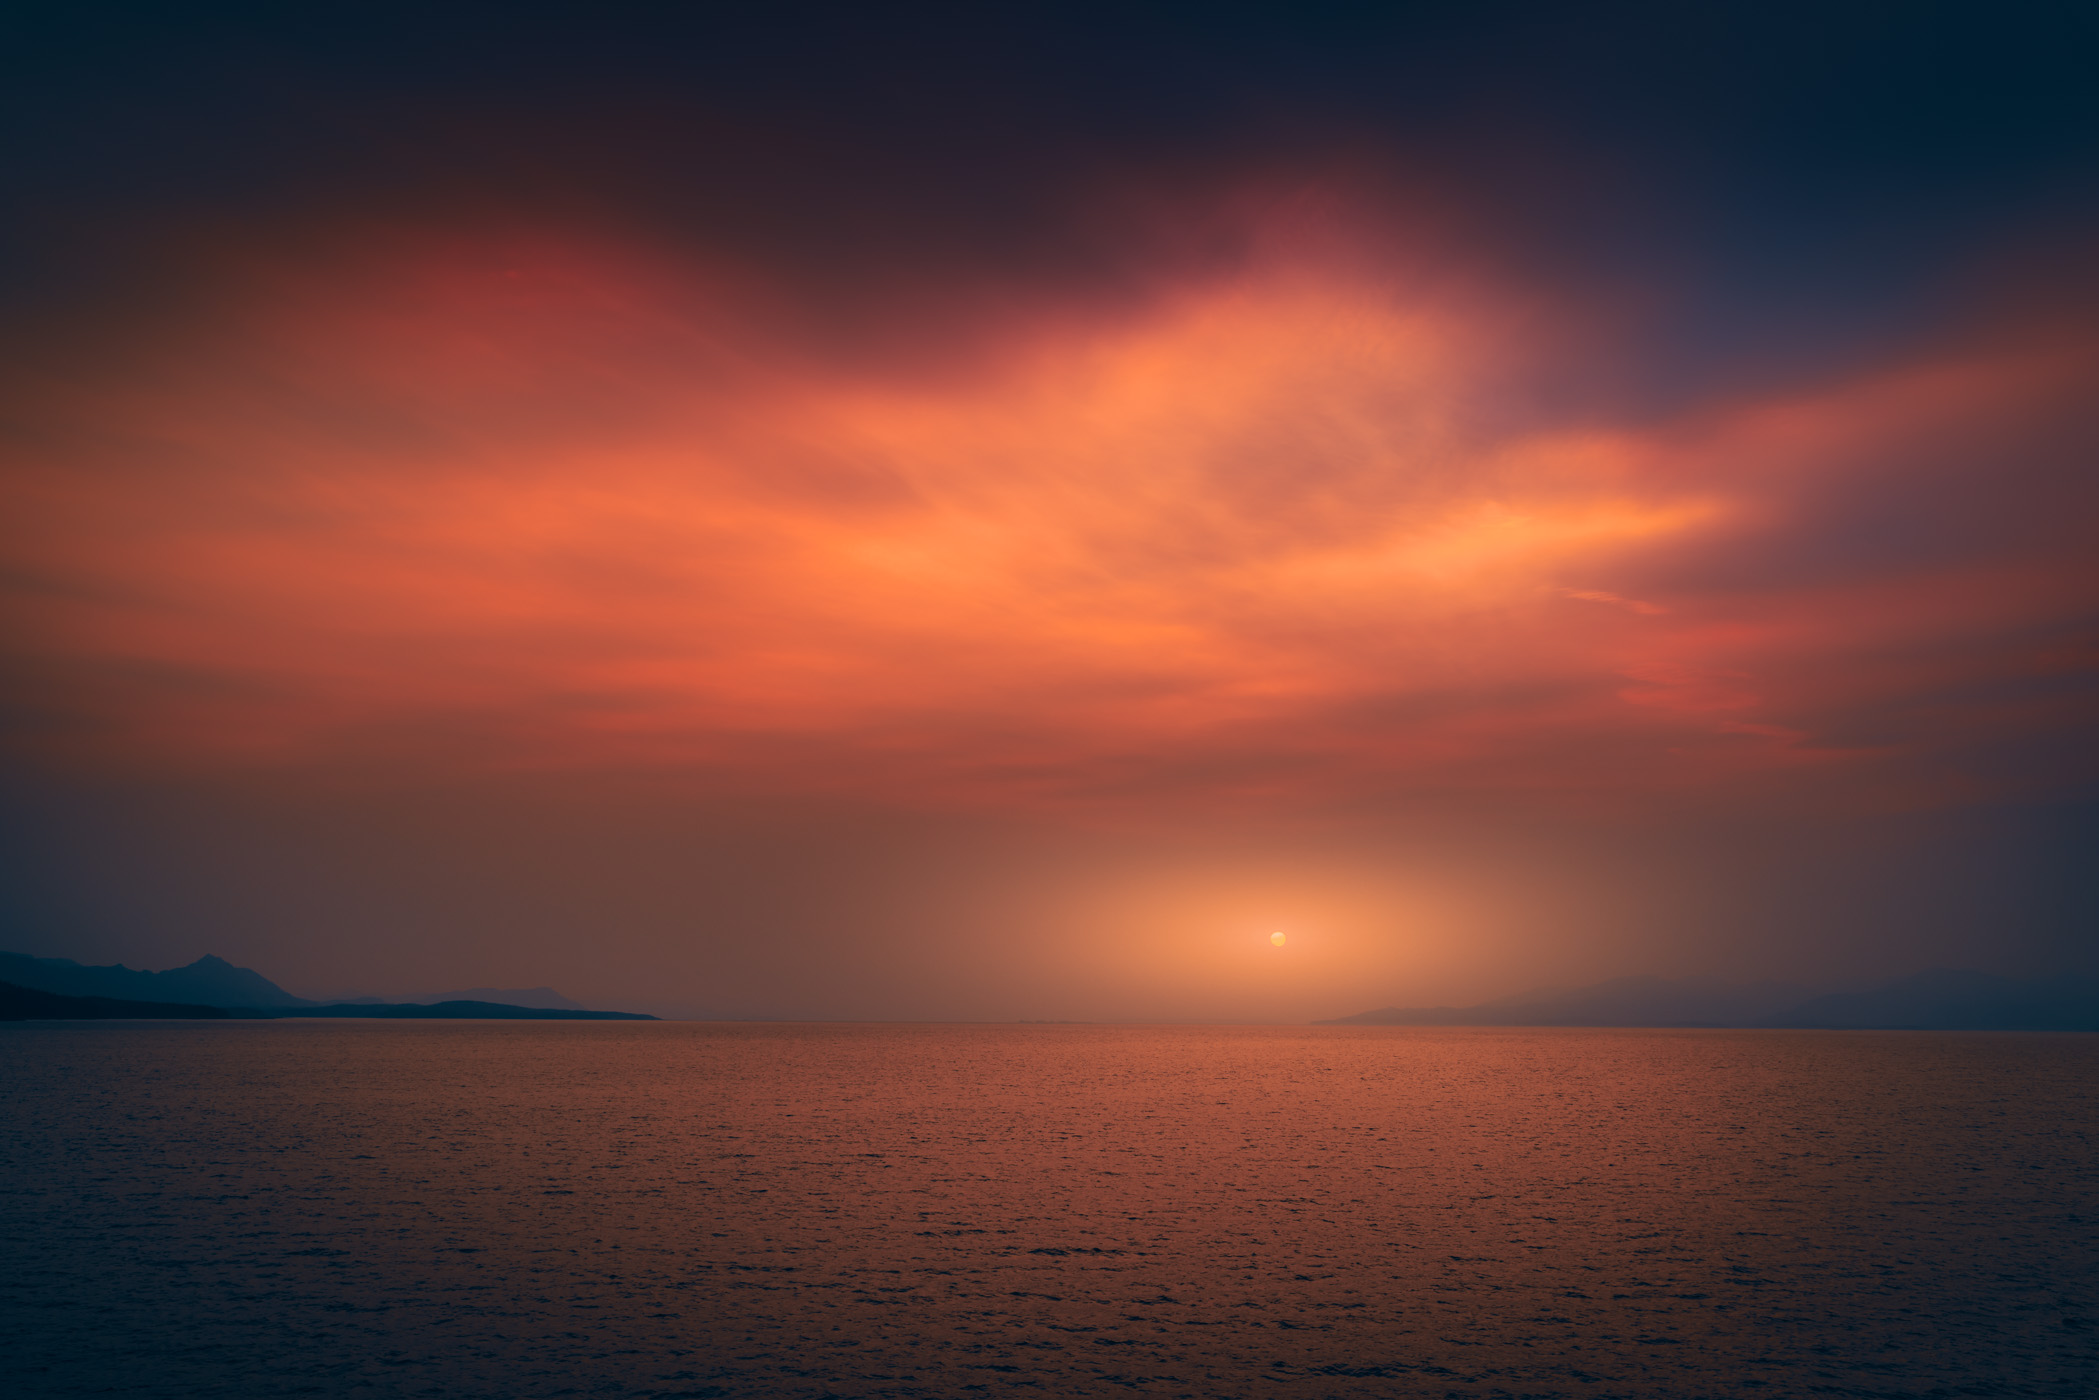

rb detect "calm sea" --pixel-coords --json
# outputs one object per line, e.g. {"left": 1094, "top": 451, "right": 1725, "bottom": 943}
{"left": 2, "top": 1022, "right": 2094, "bottom": 1398}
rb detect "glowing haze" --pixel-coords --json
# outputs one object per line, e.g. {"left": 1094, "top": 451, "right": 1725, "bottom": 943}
{"left": 3, "top": 5, "right": 2095, "bottom": 1018}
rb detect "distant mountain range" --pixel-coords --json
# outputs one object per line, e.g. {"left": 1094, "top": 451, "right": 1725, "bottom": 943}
{"left": 0, "top": 952, "right": 654, "bottom": 1021}
{"left": 1, "top": 951, "right": 312, "bottom": 1007}
{"left": 1321, "top": 970, "right": 2099, "bottom": 1031}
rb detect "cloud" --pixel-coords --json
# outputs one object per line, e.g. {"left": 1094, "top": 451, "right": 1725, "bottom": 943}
{"left": 2, "top": 212, "right": 2094, "bottom": 829}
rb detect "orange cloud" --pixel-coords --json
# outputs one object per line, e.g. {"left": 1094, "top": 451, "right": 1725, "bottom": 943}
{"left": 3, "top": 226, "right": 2094, "bottom": 818}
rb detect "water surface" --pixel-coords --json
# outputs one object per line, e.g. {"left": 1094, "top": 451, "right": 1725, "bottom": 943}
{"left": 3, "top": 1022, "right": 2095, "bottom": 1397}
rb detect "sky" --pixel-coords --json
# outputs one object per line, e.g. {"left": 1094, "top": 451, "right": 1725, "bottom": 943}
{"left": 3, "top": 2, "right": 2096, "bottom": 1019}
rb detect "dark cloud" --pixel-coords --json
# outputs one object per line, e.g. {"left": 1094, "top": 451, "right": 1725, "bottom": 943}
{"left": 8, "top": 4, "right": 2096, "bottom": 362}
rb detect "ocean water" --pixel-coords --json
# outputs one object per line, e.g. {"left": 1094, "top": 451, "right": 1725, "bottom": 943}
{"left": 2, "top": 1023, "right": 2095, "bottom": 1398}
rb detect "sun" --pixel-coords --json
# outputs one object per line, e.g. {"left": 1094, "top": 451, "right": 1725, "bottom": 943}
{"left": 1271, "top": 931, "right": 1286, "bottom": 947}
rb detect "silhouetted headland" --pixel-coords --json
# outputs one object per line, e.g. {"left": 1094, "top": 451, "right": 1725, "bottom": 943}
{"left": 0, "top": 952, "right": 654, "bottom": 1021}
{"left": 257, "top": 1001, "right": 653, "bottom": 1020}
{"left": 1, "top": 980, "right": 230, "bottom": 1021}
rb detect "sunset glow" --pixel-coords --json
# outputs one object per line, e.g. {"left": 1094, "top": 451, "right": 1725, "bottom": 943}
{"left": 3, "top": 4, "right": 2095, "bottom": 1020}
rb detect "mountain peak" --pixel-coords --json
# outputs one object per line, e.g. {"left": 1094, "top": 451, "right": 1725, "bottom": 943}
{"left": 0, "top": 950, "right": 311, "bottom": 1007}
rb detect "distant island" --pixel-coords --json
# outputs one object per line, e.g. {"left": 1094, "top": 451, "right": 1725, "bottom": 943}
{"left": 1321, "top": 970, "right": 2099, "bottom": 1031}
{"left": 251, "top": 1000, "right": 655, "bottom": 1021}
{"left": 0, "top": 952, "right": 656, "bottom": 1022}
